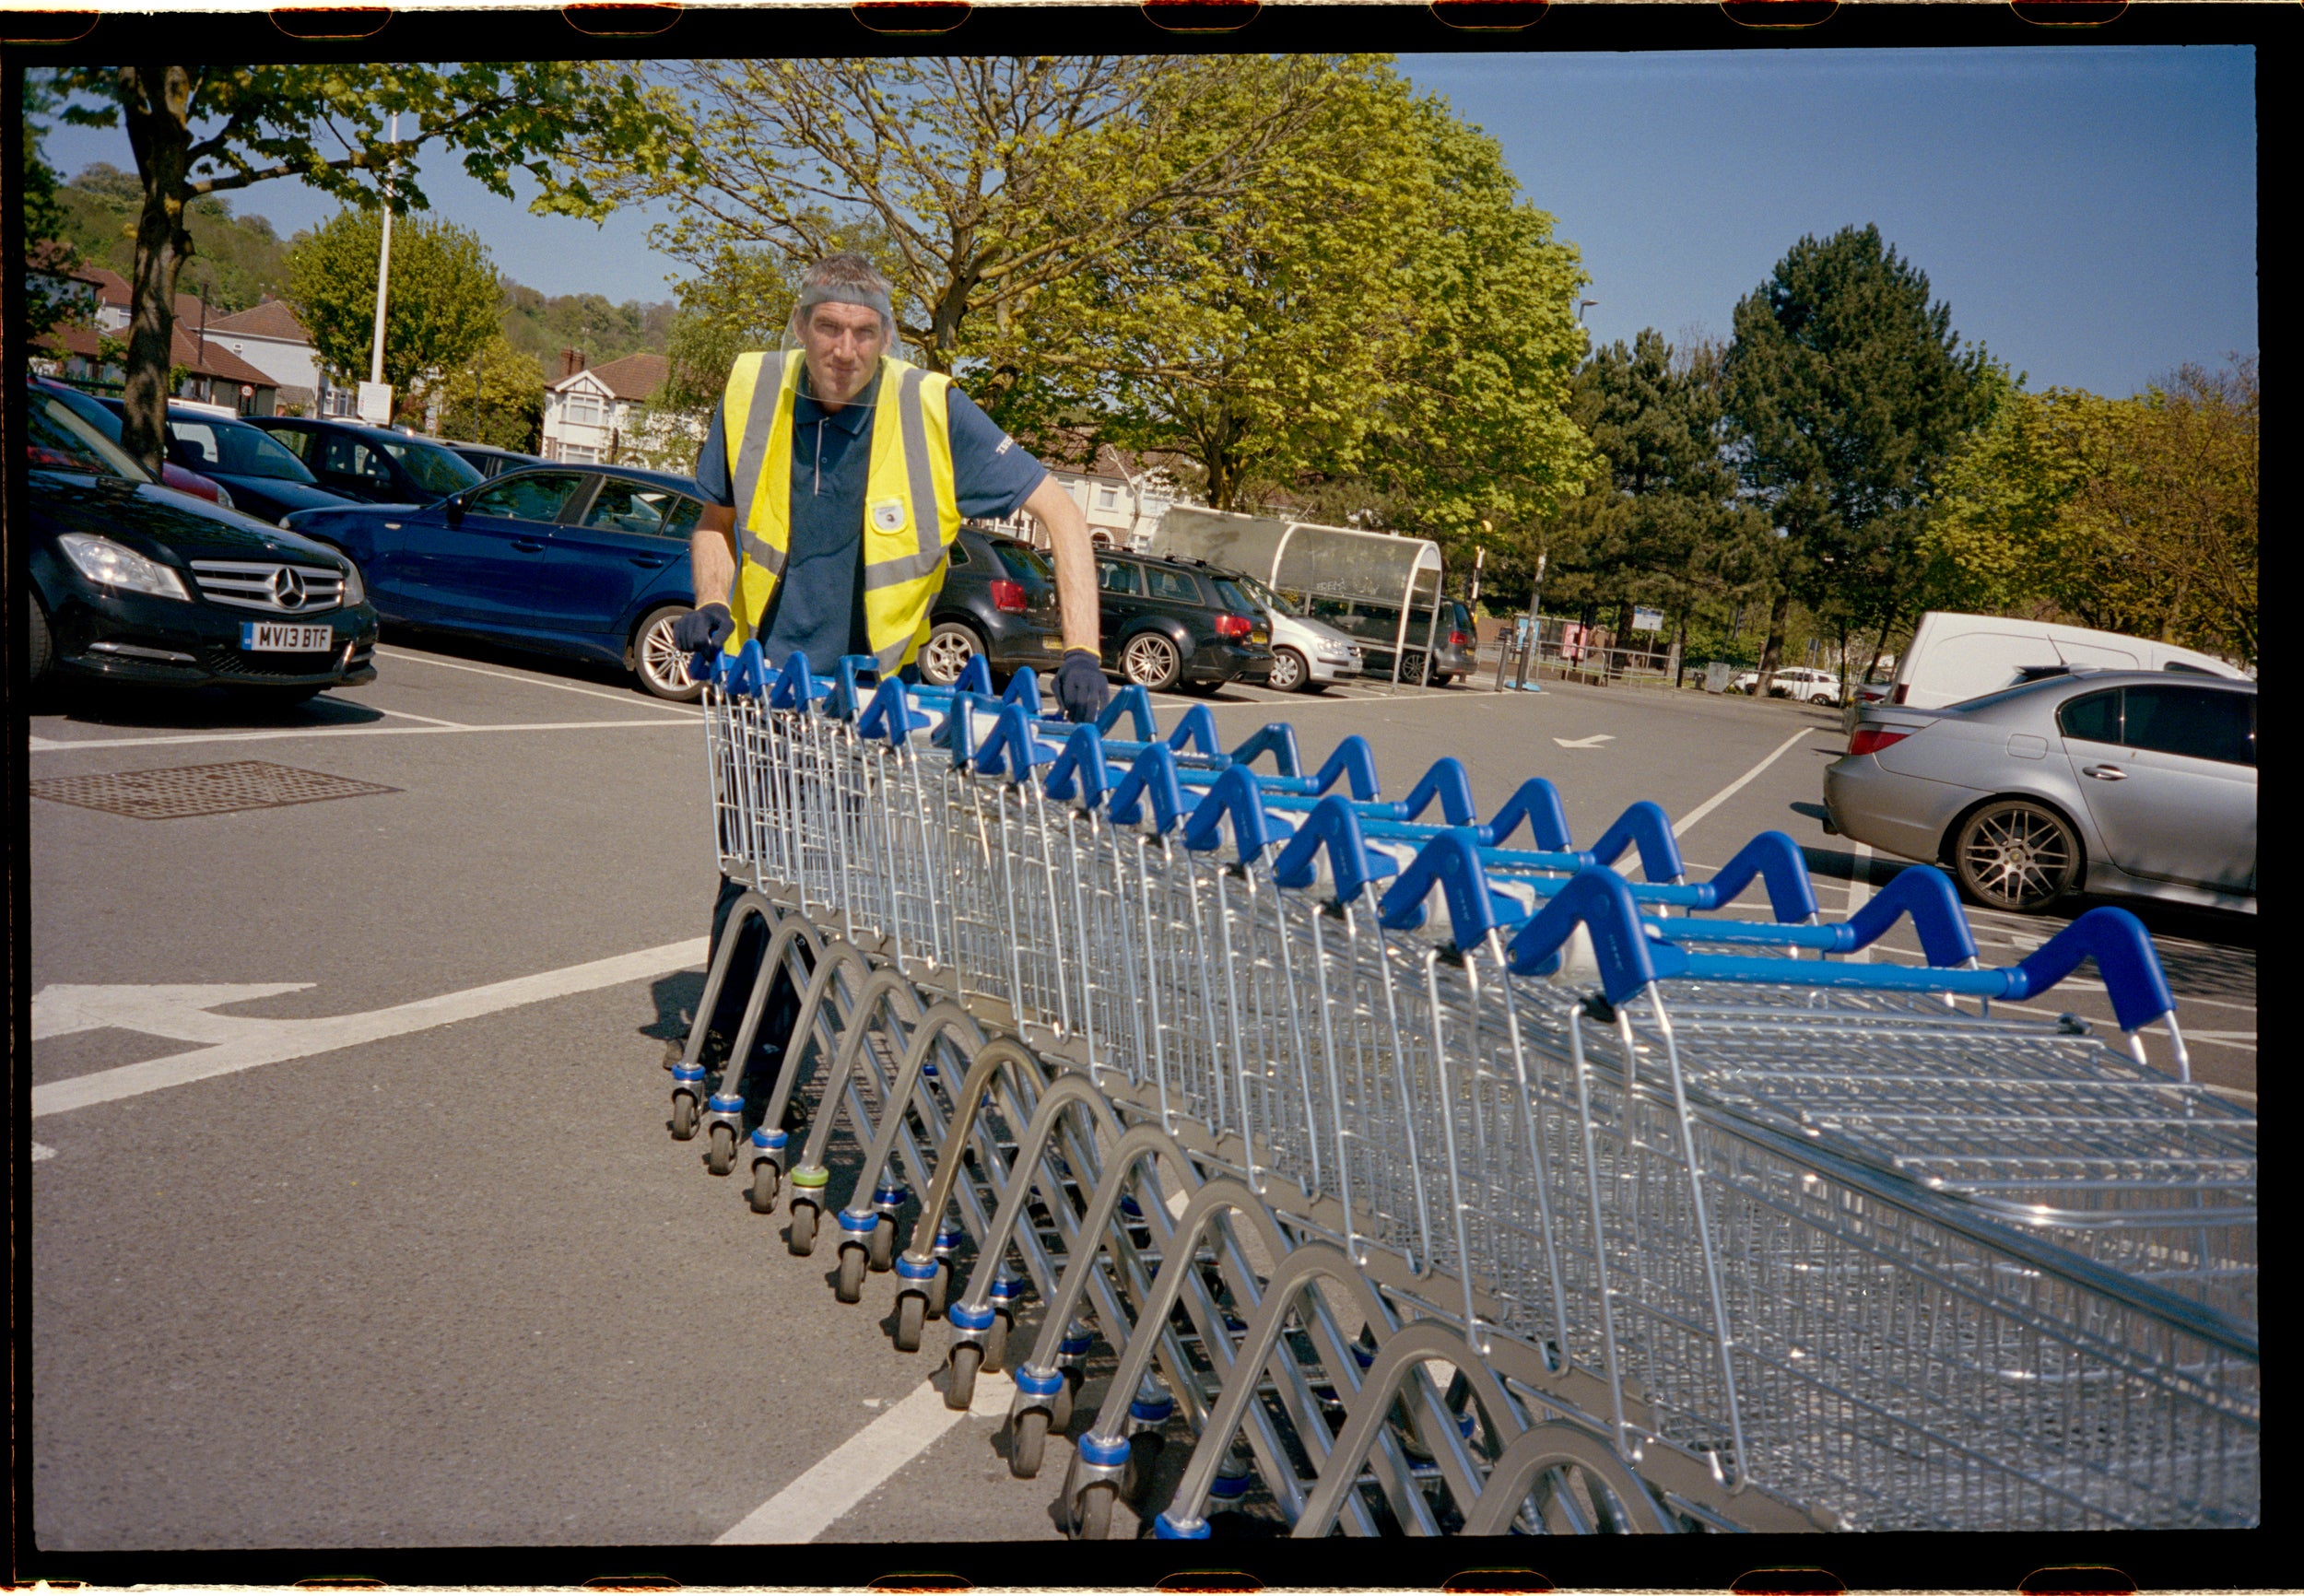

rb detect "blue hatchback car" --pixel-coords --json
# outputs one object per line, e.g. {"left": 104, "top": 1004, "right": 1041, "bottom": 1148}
{"left": 284, "top": 463, "right": 709, "bottom": 700}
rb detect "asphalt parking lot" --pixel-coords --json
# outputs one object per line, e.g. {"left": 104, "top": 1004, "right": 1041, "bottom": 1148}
{"left": 24, "top": 633, "right": 2256, "bottom": 1563}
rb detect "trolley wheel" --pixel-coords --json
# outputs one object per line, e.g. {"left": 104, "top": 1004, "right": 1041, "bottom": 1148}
{"left": 924, "top": 1260, "right": 949, "bottom": 1320}
{"left": 670, "top": 1091, "right": 698, "bottom": 1141}
{"left": 1050, "top": 1369, "right": 1078, "bottom": 1432}
{"left": 982, "top": 1308, "right": 1011, "bottom": 1372}
{"left": 1122, "top": 1432, "right": 1166, "bottom": 1503}
{"left": 705, "top": 1121, "right": 735, "bottom": 1176}
{"left": 895, "top": 1290, "right": 926, "bottom": 1352}
{"left": 866, "top": 1214, "right": 898, "bottom": 1271}
{"left": 836, "top": 1244, "right": 867, "bottom": 1303}
{"left": 946, "top": 1343, "right": 982, "bottom": 1413}
{"left": 748, "top": 1159, "right": 781, "bottom": 1214}
{"left": 1009, "top": 1407, "right": 1049, "bottom": 1479}
{"left": 1070, "top": 1481, "right": 1117, "bottom": 1541}
{"left": 788, "top": 1200, "right": 818, "bottom": 1256}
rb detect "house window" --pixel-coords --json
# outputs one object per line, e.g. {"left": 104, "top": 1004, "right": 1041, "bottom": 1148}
{"left": 1095, "top": 486, "right": 1120, "bottom": 511}
{"left": 560, "top": 442, "right": 599, "bottom": 464}
{"left": 565, "top": 393, "right": 602, "bottom": 428}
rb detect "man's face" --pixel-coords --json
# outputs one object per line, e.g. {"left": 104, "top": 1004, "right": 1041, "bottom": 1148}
{"left": 798, "top": 299, "right": 888, "bottom": 407}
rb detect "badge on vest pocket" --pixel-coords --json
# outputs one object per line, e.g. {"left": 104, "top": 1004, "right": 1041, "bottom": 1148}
{"left": 870, "top": 498, "right": 908, "bottom": 534}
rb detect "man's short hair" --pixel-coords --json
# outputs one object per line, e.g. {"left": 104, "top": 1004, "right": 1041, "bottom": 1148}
{"left": 793, "top": 253, "right": 896, "bottom": 341}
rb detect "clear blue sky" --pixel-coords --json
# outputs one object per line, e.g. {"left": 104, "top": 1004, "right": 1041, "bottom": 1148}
{"left": 41, "top": 45, "right": 2254, "bottom": 398}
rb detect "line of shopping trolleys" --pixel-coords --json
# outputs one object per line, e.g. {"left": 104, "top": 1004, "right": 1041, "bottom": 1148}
{"left": 662, "top": 641, "right": 2257, "bottom": 1540}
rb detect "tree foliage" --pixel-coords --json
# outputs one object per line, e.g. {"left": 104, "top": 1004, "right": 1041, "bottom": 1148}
{"left": 41, "top": 62, "right": 689, "bottom": 472}
{"left": 1924, "top": 358, "right": 2257, "bottom": 663}
{"left": 1721, "top": 224, "right": 1989, "bottom": 686}
{"left": 288, "top": 209, "right": 501, "bottom": 418}
{"left": 603, "top": 54, "right": 1362, "bottom": 376}
{"left": 410, "top": 331, "right": 547, "bottom": 452}
{"left": 55, "top": 161, "right": 293, "bottom": 312}
{"left": 500, "top": 282, "right": 676, "bottom": 373}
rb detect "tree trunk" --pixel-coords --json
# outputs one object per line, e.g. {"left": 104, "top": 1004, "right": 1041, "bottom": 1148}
{"left": 116, "top": 66, "right": 198, "bottom": 477}
{"left": 1755, "top": 588, "right": 1792, "bottom": 697}
{"left": 1862, "top": 612, "right": 1895, "bottom": 689}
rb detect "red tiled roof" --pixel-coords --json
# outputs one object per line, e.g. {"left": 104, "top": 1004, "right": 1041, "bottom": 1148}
{"left": 206, "top": 298, "right": 312, "bottom": 344}
{"left": 84, "top": 265, "right": 235, "bottom": 331}
{"left": 38, "top": 324, "right": 278, "bottom": 389}
{"left": 554, "top": 351, "right": 670, "bottom": 401}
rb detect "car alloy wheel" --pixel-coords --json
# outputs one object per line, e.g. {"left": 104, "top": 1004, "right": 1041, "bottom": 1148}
{"left": 1954, "top": 799, "right": 2081, "bottom": 913}
{"left": 1267, "top": 647, "right": 1307, "bottom": 692}
{"left": 1122, "top": 631, "right": 1182, "bottom": 690}
{"left": 920, "top": 621, "right": 983, "bottom": 687}
{"left": 635, "top": 605, "right": 705, "bottom": 702}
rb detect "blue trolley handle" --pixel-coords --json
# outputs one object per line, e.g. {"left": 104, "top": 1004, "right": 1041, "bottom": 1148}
{"left": 827, "top": 653, "right": 881, "bottom": 722}
{"left": 1376, "top": 830, "right": 1505, "bottom": 950}
{"left": 725, "top": 638, "right": 771, "bottom": 699}
{"left": 1000, "top": 665, "right": 1043, "bottom": 720}
{"left": 1226, "top": 722, "right": 1303, "bottom": 780}
{"left": 857, "top": 675, "right": 932, "bottom": 746}
{"left": 1269, "top": 793, "right": 1390, "bottom": 906}
{"left": 1686, "top": 830, "right": 1820, "bottom": 924}
{"left": 1180, "top": 764, "right": 1280, "bottom": 865}
{"left": 974, "top": 699, "right": 1058, "bottom": 783}
{"left": 1587, "top": 800, "right": 1687, "bottom": 886}
{"left": 768, "top": 649, "right": 818, "bottom": 710}
{"left": 1043, "top": 722, "right": 1114, "bottom": 809}
{"left": 1502, "top": 866, "right": 1662, "bottom": 1007}
{"left": 1107, "top": 741, "right": 1189, "bottom": 832}
{"left": 1475, "top": 778, "right": 1576, "bottom": 852}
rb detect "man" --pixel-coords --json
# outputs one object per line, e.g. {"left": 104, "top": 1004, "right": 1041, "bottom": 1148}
{"left": 672, "top": 252, "right": 1107, "bottom": 1088}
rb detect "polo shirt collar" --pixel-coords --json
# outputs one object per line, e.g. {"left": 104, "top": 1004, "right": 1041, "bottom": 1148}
{"left": 794, "top": 364, "right": 883, "bottom": 435}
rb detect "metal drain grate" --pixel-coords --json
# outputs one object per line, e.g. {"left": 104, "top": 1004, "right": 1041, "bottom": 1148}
{"left": 29, "top": 760, "right": 401, "bottom": 819}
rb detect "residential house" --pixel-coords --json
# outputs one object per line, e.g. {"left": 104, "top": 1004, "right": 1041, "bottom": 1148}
{"left": 24, "top": 241, "right": 105, "bottom": 328}
{"left": 975, "top": 441, "right": 1185, "bottom": 551}
{"left": 203, "top": 296, "right": 333, "bottom": 415}
{"left": 33, "top": 262, "right": 281, "bottom": 415}
{"left": 541, "top": 349, "right": 700, "bottom": 467}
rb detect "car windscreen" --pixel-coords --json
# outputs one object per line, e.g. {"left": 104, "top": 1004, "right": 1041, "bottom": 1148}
{"left": 27, "top": 393, "right": 152, "bottom": 481}
{"left": 170, "top": 418, "right": 319, "bottom": 483}
{"left": 1238, "top": 572, "right": 1300, "bottom": 617}
{"left": 381, "top": 437, "right": 486, "bottom": 497}
{"left": 993, "top": 542, "right": 1054, "bottom": 584}
{"left": 1211, "top": 577, "right": 1255, "bottom": 614}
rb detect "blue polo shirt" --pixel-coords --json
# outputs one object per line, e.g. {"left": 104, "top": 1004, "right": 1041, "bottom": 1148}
{"left": 694, "top": 369, "right": 1048, "bottom": 672}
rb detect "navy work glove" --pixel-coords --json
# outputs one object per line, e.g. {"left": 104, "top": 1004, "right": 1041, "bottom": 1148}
{"left": 1055, "top": 647, "right": 1109, "bottom": 724}
{"left": 675, "top": 603, "right": 734, "bottom": 654}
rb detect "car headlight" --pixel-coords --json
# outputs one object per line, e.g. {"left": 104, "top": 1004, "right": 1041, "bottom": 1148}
{"left": 55, "top": 532, "right": 193, "bottom": 601}
{"left": 340, "top": 561, "right": 366, "bottom": 606}
{"left": 213, "top": 483, "right": 236, "bottom": 510}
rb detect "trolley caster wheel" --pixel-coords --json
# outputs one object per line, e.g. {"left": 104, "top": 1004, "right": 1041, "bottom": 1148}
{"left": 1069, "top": 1481, "right": 1117, "bottom": 1541}
{"left": 894, "top": 1290, "right": 927, "bottom": 1352}
{"left": 1050, "top": 1368, "right": 1081, "bottom": 1432}
{"left": 866, "top": 1215, "right": 898, "bottom": 1272}
{"left": 982, "top": 1309, "right": 1011, "bottom": 1372}
{"left": 705, "top": 1122, "right": 735, "bottom": 1176}
{"left": 1008, "top": 1407, "right": 1049, "bottom": 1479}
{"left": 670, "top": 1092, "right": 698, "bottom": 1141}
{"left": 748, "top": 1160, "right": 781, "bottom": 1214}
{"left": 1122, "top": 1432, "right": 1166, "bottom": 1504}
{"left": 836, "top": 1244, "right": 867, "bottom": 1304}
{"left": 924, "top": 1260, "right": 949, "bottom": 1320}
{"left": 946, "top": 1343, "right": 982, "bottom": 1412}
{"left": 788, "top": 1200, "right": 818, "bottom": 1257}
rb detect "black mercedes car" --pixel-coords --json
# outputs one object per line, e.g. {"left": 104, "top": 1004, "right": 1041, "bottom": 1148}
{"left": 24, "top": 386, "right": 379, "bottom": 704}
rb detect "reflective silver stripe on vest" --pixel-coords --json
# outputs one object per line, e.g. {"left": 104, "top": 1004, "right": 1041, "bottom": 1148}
{"left": 873, "top": 634, "right": 912, "bottom": 674}
{"left": 730, "top": 351, "right": 787, "bottom": 576}
{"left": 862, "top": 364, "right": 946, "bottom": 591}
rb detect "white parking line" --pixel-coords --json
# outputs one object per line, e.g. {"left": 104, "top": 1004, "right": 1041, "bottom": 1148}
{"left": 374, "top": 705, "right": 468, "bottom": 728}
{"left": 31, "top": 937, "right": 708, "bottom": 1118}
{"left": 715, "top": 1369, "right": 1017, "bottom": 1543}
{"left": 378, "top": 644, "right": 704, "bottom": 715}
{"left": 28, "top": 719, "right": 695, "bottom": 753}
{"left": 1674, "top": 727, "right": 1813, "bottom": 836}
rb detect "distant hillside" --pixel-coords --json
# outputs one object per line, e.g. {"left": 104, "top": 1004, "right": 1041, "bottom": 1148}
{"left": 56, "top": 164, "right": 674, "bottom": 368}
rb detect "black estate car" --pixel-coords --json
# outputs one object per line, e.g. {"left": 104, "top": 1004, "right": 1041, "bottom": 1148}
{"left": 247, "top": 417, "right": 484, "bottom": 505}
{"left": 1094, "top": 550, "right": 1270, "bottom": 692}
{"left": 95, "top": 396, "right": 359, "bottom": 526}
{"left": 916, "top": 523, "right": 1067, "bottom": 687}
{"left": 25, "top": 388, "right": 379, "bottom": 703}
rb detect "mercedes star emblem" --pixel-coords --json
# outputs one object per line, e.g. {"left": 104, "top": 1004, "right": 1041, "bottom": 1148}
{"left": 272, "top": 568, "right": 309, "bottom": 609}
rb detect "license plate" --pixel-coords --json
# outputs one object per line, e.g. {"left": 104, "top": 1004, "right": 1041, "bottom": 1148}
{"left": 1040, "top": 636, "right": 1064, "bottom": 651}
{"left": 1250, "top": 629, "right": 1269, "bottom": 645}
{"left": 241, "top": 621, "right": 335, "bottom": 651}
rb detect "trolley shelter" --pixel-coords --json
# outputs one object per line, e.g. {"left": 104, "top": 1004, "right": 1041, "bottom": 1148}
{"left": 1148, "top": 507, "right": 1447, "bottom": 687}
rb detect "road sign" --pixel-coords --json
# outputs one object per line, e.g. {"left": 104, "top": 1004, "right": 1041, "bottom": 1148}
{"left": 1633, "top": 606, "right": 1664, "bottom": 633}
{"left": 357, "top": 381, "right": 393, "bottom": 425}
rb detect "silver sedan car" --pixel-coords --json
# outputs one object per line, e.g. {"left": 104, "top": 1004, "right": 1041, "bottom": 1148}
{"left": 1825, "top": 669, "right": 2255, "bottom": 914}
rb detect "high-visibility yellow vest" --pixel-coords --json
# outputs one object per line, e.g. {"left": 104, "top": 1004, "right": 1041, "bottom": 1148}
{"left": 719, "top": 351, "right": 961, "bottom": 673}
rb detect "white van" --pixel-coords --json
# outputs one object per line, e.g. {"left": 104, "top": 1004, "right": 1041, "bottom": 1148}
{"left": 1858, "top": 613, "right": 2246, "bottom": 729}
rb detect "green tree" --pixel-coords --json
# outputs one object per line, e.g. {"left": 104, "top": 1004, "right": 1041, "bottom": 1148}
{"left": 57, "top": 163, "right": 294, "bottom": 311}
{"left": 500, "top": 282, "right": 676, "bottom": 371}
{"left": 19, "top": 73, "right": 79, "bottom": 341}
{"left": 42, "top": 63, "right": 688, "bottom": 473}
{"left": 288, "top": 210, "right": 502, "bottom": 422}
{"left": 601, "top": 55, "right": 1357, "bottom": 376}
{"left": 412, "top": 332, "right": 547, "bottom": 452}
{"left": 1721, "top": 224, "right": 1989, "bottom": 695}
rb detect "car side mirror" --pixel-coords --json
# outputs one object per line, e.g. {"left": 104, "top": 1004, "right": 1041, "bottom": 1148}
{"left": 442, "top": 496, "right": 465, "bottom": 526}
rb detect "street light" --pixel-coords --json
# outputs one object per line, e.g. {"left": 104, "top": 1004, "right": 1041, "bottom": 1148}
{"left": 1578, "top": 299, "right": 1597, "bottom": 324}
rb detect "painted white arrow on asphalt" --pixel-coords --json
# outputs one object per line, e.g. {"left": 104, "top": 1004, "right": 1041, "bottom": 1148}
{"left": 1552, "top": 733, "right": 1616, "bottom": 749}
{"left": 30, "top": 938, "right": 709, "bottom": 1120}
{"left": 32, "top": 982, "right": 315, "bottom": 1044}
